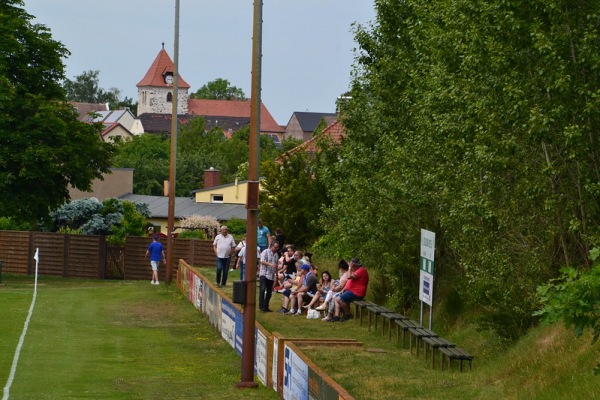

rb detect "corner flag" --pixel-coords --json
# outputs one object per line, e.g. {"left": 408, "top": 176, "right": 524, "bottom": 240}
{"left": 34, "top": 248, "right": 39, "bottom": 262}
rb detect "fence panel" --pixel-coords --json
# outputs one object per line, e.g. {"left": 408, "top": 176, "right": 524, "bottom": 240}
{"left": 33, "top": 233, "right": 66, "bottom": 276}
{"left": 0, "top": 231, "right": 30, "bottom": 274}
{"left": 68, "top": 235, "right": 103, "bottom": 278}
{"left": 0, "top": 231, "right": 219, "bottom": 281}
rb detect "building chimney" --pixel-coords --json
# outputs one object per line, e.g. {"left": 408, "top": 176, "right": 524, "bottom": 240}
{"left": 204, "top": 167, "right": 221, "bottom": 188}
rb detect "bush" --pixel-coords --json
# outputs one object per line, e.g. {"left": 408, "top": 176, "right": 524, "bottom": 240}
{"left": 225, "top": 218, "right": 246, "bottom": 237}
{"left": 177, "top": 230, "right": 207, "bottom": 240}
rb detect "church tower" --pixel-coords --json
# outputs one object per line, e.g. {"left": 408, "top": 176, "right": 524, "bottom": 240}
{"left": 136, "top": 45, "right": 190, "bottom": 115}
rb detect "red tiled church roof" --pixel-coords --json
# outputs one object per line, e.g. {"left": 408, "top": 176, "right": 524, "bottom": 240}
{"left": 136, "top": 49, "right": 190, "bottom": 89}
{"left": 188, "top": 99, "right": 283, "bottom": 133}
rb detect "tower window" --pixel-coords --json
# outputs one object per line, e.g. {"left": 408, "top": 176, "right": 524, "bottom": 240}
{"left": 166, "top": 92, "right": 173, "bottom": 102}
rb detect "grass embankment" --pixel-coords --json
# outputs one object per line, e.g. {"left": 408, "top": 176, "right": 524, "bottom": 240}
{"left": 2, "top": 271, "right": 599, "bottom": 399}
{"left": 215, "top": 268, "right": 600, "bottom": 400}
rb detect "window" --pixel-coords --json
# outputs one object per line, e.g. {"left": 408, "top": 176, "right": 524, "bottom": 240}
{"left": 211, "top": 194, "right": 224, "bottom": 203}
{"left": 166, "top": 92, "right": 172, "bottom": 102}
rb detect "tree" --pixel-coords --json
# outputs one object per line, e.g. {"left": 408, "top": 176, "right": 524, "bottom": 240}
{"left": 63, "top": 69, "right": 133, "bottom": 110}
{"left": 0, "top": 1, "right": 114, "bottom": 225}
{"left": 112, "top": 134, "right": 170, "bottom": 196}
{"left": 260, "top": 150, "right": 330, "bottom": 248}
{"left": 315, "top": 0, "right": 600, "bottom": 336}
{"left": 50, "top": 198, "right": 150, "bottom": 241}
{"left": 190, "top": 78, "right": 246, "bottom": 100}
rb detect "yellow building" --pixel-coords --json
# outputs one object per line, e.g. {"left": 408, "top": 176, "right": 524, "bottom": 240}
{"left": 192, "top": 179, "right": 263, "bottom": 205}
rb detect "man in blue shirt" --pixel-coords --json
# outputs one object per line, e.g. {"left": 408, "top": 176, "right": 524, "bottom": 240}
{"left": 145, "top": 235, "right": 166, "bottom": 285}
{"left": 257, "top": 219, "right": 271, "bottom": 252}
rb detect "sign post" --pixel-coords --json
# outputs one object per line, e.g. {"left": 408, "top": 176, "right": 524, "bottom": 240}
{"left": 419, "top": 229, "right": 435, "bottom": 329}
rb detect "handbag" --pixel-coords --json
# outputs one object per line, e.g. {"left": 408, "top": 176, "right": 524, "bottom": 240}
{"left": 306, "top": 309, "right": 320, "bottom": 319}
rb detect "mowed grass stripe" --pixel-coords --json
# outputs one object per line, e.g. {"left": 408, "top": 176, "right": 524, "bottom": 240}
{"left": 0, "top": 276, "right": 277, "bottom": 400}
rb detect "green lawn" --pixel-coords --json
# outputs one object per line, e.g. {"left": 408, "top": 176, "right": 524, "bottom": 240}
{"left": 0, "top": 274, "right": 277, "bottom": 400}
{"left": 2, "top": 272, "right": 599, "bottom": 400}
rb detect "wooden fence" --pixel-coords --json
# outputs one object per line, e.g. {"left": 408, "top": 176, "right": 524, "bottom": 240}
{"left": 0, "top": 231, "right": 228, "bottom": 281}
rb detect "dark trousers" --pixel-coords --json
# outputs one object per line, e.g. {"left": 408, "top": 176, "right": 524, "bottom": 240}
{"left": 216, "top": 257, "right": 230, "bottom": 286}
{"left": 258, "top": 275, "right": 274, "bottom": 311}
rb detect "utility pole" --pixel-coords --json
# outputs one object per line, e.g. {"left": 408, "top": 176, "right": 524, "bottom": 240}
{"left": 166, "top": 0, "right": 180, "bottom": 284}
{"left": 237, "top": 0, "right": 262, "bottom": 389}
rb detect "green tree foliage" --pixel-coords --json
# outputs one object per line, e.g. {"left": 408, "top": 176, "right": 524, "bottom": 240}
{"left": 50, "top": 198, "right": 149, "bottom": 241}
{"left": 190, "top": 78, "right": 246, "bottom": 100}
{"left": 63, "top": 69, "right": 133, "bottom": 111}
{"left": 112, "top": 134, "right": 170, "bottom": 195}
{"left": 0, "top": 1, "right": 114, "bottom": 225}
{"left": 317, "top": 0, "right": 600, "bottom": 337}
{"left": 536, "top": 248, "right": 600, "bottom": 373}
{"left": 260, "top": 150, "right": 330, "bottom": 249}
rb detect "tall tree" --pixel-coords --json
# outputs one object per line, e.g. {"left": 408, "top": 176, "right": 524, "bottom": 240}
{"left": 112, "top": 134, "right": 170, "bottom": 196}
{"left": 318, "top": 0, "right": 600, "bottom": 337}
{"left": 190, "top": 78, "right": 246, "bottom": 100}
{"left": 63, "top": 69, "right": 132, "bottom": 110}
{"left": 0, "top": 0, "right": 114, "bottom": 225}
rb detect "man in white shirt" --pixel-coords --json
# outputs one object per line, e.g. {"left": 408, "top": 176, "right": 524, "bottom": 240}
{"left": 213, "top": 225, "right": 236, "bottom": 287}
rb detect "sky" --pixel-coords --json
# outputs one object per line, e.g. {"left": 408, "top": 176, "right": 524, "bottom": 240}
{"left": 24, "top": 0, "right": 376, "bottom": 126}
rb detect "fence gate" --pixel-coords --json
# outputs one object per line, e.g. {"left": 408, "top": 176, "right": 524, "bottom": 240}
{"left": 105, "top": 244, "right": 125, "bottom": 279}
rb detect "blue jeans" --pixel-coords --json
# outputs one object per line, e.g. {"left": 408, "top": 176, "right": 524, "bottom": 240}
{"left": 239, "top": 260, "right": 245, "bottom": 281}
{"left": 216, "top": 257, "right": 230, "bottom": 286}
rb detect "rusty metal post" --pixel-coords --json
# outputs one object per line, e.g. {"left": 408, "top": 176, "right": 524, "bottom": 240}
{"left": 166, "top": 0, "right": 180, "bottom": 284}
{"left": 237, "top": 0, "right": 263, "bottom": 389}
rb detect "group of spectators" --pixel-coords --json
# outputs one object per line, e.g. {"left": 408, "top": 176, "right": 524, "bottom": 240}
{"left": 212, "top": 221, "right": 369, "bottom": 321}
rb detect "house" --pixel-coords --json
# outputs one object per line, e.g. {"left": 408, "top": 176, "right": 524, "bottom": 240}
{"left": 69, "top": 166, "right": 247, "bottom": 231}
{"left": 284, "top": 111, "right": 337, "bottom": 141}
{"left": 69, "top": 168, "right": 134, "bottom": 200}
{"left": 71, "top": 102, "right": 109, "bottom": 121}
{"left": 279, "top": 120, "right": 346, "bottom": 161}
{"left": 119, "top": 193, "right": 247, "bottom": 232}
{"left": 136, "top": 47, "right": 284, "bottom": 141}
{"left": 71, "top": 103, "right": 143, "bottom": 142}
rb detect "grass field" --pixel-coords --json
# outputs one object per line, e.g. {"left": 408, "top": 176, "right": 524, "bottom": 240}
{"left": 2, "top": 271, "right": 599, "bottom": 399}
{"left": 0, "top": 274, "right": 277, "bottom": 400}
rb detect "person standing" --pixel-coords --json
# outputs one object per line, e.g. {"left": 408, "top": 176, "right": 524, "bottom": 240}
{"left": 257, "top": 219, "right": 271, "bottom": 252}
{"left": 274, "top": 227, "right": 285, "bottom": 255}
{"left": 213, "top": 225, "right": 236, "bottom": 287}
{"left": 258, "top": 241, "right": 279, "bottom": 312}
{"left": 231, "top": 234, "right": 246, "bottom": 272}
{"left": 236, "top": 239, "right": 259, "bottom": 281}
{"left": 145, "top": 235, "right": 166, "bottom": 285}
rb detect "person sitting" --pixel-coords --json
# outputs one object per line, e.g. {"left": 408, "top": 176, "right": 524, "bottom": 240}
{"left": 330, "top": 258, "right": 369, "bottom": 322}
{"left": 321, "top": 260, "right": 351, "bottom": 321}
{"left": 277, "top": 272, "right": 302, "bottom": 313}
{"left": 285, "top": 264, "right": 318, "bottom": 316}
{"left": 275, "top": 246, "right": 299, "bottom": 292}
{"left": 303, "top": 270, "right": 333, "bottom": 310}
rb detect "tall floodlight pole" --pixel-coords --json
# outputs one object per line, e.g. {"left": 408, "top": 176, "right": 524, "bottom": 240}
{"left": 237, "top": 0, "right": 262, "bottom": 389}
{"left": 166, "top": 0, "right": 180, "bottom": 284}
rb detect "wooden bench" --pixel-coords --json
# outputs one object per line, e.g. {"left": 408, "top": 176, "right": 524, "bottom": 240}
{"left": 439, "top": 347, "right": 474, "bottom": 371}
{"left": 353, "top": 300, "right": 376, "bottom": 326}
{"left": 407, "top": 327, "right": 437, "bottom": 356}
{"left": 423, "top": 337, "right": 455, "bottom": 369}
{"left": 394, "top": 319, "right": 421, "bottom": 348}
{"left": 365, "top": 305, "right": 392, "bottom": 332}
{"left": 380, "top": 312, "right": 407, "bottom": 339}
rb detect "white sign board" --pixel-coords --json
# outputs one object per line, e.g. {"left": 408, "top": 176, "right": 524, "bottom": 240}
{"left": 419, "top": 229, "right": 435, "bottom": 306}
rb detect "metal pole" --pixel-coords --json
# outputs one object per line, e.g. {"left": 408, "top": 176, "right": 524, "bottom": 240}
{"left": 166, "top": 0, "right": 180, "bottom": 284}
{"left": 237, "top": 0, "right": 262, "bottom": 389}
